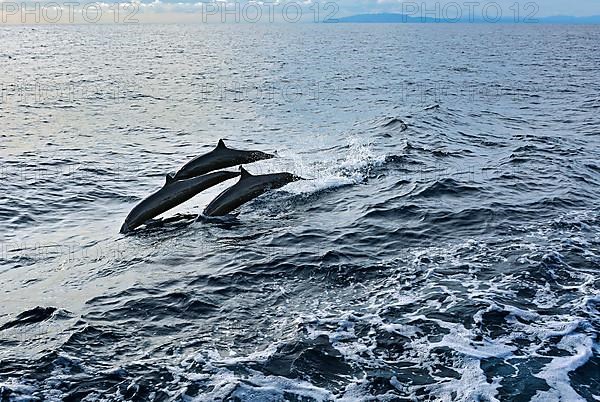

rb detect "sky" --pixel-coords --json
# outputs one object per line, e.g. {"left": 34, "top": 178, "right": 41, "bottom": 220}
{"left": 344, "top": 0, "right": 599, "bottom": 17}
{"left": 135, "top": 0, "right": 600, "bottom": 18}
{"left": 1, "top": 0, "right": 599, "bottom": 24}
{"left": 130, "top": 0, "right": 600, "bottom": 23}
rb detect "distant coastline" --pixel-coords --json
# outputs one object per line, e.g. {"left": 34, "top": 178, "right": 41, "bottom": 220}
{"left": 329, "top": 13, "right": 600, "bottom": 24}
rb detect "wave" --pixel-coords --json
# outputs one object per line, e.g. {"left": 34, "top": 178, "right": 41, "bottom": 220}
{"left": 410, "top": 178, "right": 481, "bottom": 198}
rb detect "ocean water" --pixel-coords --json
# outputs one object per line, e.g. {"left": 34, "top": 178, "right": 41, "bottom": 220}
{"left": 0, "top": 23, "right": 599, "bottom": 401}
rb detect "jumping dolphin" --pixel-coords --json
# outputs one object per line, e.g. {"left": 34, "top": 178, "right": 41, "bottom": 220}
{"left": 121, "top": 170, "right": 240, "bottom": 233}
{"left": 203, "top": 167, "right": 303, "bottom": 217}
{"left": 173, "top": 140, "right": 275, "bottom": 181}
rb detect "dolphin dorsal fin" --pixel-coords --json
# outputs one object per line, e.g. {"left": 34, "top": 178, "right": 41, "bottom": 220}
{"left": 165, "top": 173, "right": 176, "bottom": 186}
{"left": 240, "top": 166, "right": 253, "bottom": 179}
{"left": 217, "top": 139, "right": 227, "bottom": 149}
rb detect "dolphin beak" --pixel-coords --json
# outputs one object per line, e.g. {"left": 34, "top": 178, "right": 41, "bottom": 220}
{"left": 120, "top": 223, "right": 130, "bottom": 234}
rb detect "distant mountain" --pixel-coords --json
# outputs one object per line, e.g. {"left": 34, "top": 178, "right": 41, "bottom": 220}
{"left": 331, "top": 13, "right": 600, "bottom": 24}
{"left": 539, "top": 15, "right": 600, "bottom": 24}
{"left": 331, "top": 13, "right": 423, "bottom": 23}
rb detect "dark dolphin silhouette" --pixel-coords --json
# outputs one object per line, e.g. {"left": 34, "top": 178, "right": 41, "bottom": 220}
{"left": 0, "top": 307, "right": 57, "bottom": 331}
{"left": 173, "top": 139, "right": 274, "bottom": 181}
{"left": 121, "top": 171, "right": 240, "bottom": 233}
{"left": 203, "top": 166, "right": 303, "bottom": 217}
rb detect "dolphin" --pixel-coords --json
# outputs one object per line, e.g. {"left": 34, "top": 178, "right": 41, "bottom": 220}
{"left": 203, "top": 166, "right": 303, "bottom": 217}
{"left": 173, "top": 139, "right": 275, "bottom": 181}
{"left": 121, "top": 170, "right": 240, "bottom": 233}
